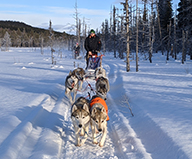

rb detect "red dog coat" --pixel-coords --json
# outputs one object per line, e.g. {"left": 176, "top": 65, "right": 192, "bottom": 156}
{"left": 90, "top": 97, "right": 109, "bottom": 121}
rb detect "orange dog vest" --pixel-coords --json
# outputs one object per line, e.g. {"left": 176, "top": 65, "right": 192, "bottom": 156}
{"left": 90, "top": 97, "right": 109, "bottom": 121}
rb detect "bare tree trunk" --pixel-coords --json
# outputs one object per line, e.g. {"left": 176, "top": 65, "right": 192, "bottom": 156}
{"left": 113, "top": 6, "right": 117, "bottom": 58}
{"left": 126, "top": 0, "right": 130, "bottom": 72}
{"left": 74, "top": 0, "right": 79, "bottom": 48}
{"left": 136, "top": 0, "right": 139, "bottom": 71}
{"left": 156, "top": 0, "right": 163, "bottom": 55}
{"left": 110, "top": 6, "right": 113, "bottom": 52}
{"left": 185, "top": 30, "right": 188, "bottom": 61}
{"left": 174, "top": 9, "right": 177, "bottom": 60}
{"left": 49, "top": 20, "right": 54, "bottom": 65}
{"left": 182, "top": 30, "right": 186, "bottom": 64}
{"left": 149, "top": 0, "right": 154, "bottom": 63}
{"left": 120, "top": 16, "right": 124, "bottom": 59}
{"left": 82, "top": 18, "right": 87, "bottom": 57}
{"left": 142, "top": 0, "right": 147, "bottom": 55}
{"left": 78, "top": 19, "right": 81, "bottom": 44}
{"left": 167, "top": 21, "right": 171, "bottom": 61}
{"left": 41, "top": 37, "right": 44, "bottom": 55}
{"left": 149, "top": 17, "right": 152, "bottom": 63}
{"left": 101, "top": 22, "right": 106, "bottom": 54}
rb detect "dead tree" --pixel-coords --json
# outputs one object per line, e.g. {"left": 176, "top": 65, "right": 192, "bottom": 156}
{"left": 141, "top": 0, "right": 147, "bottom": 55}
{"left": 173, "top": 10, "right": 177, "bottom": 60}
{"left": 125, "top": 0, "right": 130, "bottom": 72}
{"left": 167, "top": 21, "right": 171, "bottom": 61}
{"left": 182, "top": 30, "right": 186, "bottom": 64}
{"left": 156, "top": 0, "right": 163, "bottom": 55}
{"left": 113, "top": 6, "right": 117, "bottom": 58}
{"left": 149, "top": 0, "right": 154, "bottom": 63}
{"left": 78, "top": 19, "right": 81, "bottom": 45}
{"left": 136, "top": 0, "right": 139, "bottom": 71}
{"left": 49, "top": 20, "right": 55, "bottom": 64}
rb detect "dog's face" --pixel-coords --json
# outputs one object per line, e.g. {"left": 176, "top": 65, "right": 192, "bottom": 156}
{"left": 71, "top": 104, "right": 90, "bottom": 128}
{"left": 96, "top": 77, "right": 109, "bottom": 100}
{"left": 74, "top": 68, "right": 85, "bottom": 80}
{"left": 66, "top": 74, "right": 78, "bottom": 89}
{"left": 96, "top": 83, "right": 108, "bottom": 100}
{"left": 91, "top": 105, "right": 107, "bottom": 132}
{"left": 98, "top": 83, "right": 107, "bottom": 94}
{"left": 95, "top": 67, "right": 106, "bottom": 79}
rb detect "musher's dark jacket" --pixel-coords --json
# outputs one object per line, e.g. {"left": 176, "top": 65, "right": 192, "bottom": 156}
{"left": 84, "top": 34, "right": 102, "bottom": 54}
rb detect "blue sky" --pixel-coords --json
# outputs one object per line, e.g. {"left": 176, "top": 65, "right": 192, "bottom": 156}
{"left": 0, "top": 0, "right": 179, "bottom": 34}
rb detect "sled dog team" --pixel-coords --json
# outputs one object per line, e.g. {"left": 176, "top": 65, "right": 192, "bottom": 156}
{"left": 65, "top": 67, "right": 110, "bottom": 147}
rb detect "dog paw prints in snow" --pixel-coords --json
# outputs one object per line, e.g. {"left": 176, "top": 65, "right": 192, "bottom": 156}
{"left": 44, "top": 58, "right": 50, "bottom": 61}
{"left": 51, "top": 65, "right": 64, "bottom": 69}
{"left": 28, "top": 62, "right": 34, "bottom": 65}
{"left": 51, "top": 65, "right": 58, "bottom": 69}
{"left": 21, "top": 66, "right": 27, "bottom": 69}
{"left": 108, "top": 156, "right": 118, "bottom": 159}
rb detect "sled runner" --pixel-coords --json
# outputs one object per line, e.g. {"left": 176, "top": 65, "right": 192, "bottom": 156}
{"left": 85, "top": 54, "right": 104, "bottom": 79}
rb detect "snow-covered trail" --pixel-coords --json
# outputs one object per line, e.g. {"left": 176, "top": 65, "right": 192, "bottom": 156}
{"left": 0, "top": 84, "right": 65, "bottom": 159}
{"left": 60, "top": 56, "right": 154, "bottom": 159}
{"left": 105, "top": 60, "right": 152, "bottom": 159}
{"left": 104, "top": 56, "right": 192, "bottom": 159}
{"left": 60, "top": 62, "right": 131, "bottom": 159}
{"left": 1, "top": 48, "right": 192, "bottom": 159}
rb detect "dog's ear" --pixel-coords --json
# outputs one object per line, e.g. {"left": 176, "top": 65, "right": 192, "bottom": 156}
{"left": 92, "top": 107, "right": 97, "bottom": 114}
{"left": 72, "top": 104, "right": 77, "bottom": 112}
{"left": 101, "top": 107, "right": 106, "bottom": 113}
{"left": 83, "top": 103, "right": 89, "bottom": 112}
{"left": 69, "top": 71, "right": 72, "bottom": 75}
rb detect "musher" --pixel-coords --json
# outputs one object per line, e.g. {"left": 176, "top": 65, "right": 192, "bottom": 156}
{"left": 84, "top": 29, "right": 102, "bottom": 69}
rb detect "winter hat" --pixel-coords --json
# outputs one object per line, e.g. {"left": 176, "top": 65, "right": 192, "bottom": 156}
{"left": 90, "top": 29, "right": 95, "bottom": 34}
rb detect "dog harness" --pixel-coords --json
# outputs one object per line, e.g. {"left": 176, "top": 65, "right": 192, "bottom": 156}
{"left": 89, "top": 97, "right": 109, "bottom": 121}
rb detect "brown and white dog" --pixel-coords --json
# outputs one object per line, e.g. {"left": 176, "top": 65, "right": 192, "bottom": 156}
{"left": 89, "top": 95, "right": 109, "bottom": 147}
{"left": 71, "top": 97, "right": 90, "bottom": 146}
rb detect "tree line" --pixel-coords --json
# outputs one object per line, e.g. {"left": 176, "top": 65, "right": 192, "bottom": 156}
{"left": 0, "top": 20, "right": 75, "bottom": 51}
{"left": 1, "top": 0, "right": 192, "bottom": 69}
{"left": 97, "top": 0, "right": 192, "bottom": 71}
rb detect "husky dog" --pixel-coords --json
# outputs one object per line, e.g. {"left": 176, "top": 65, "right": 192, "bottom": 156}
{"left": 89, "top": 95, "right": 109, "bottom": 147}
{"left": 94, "top": 67, "right": 106, "bottom": 79}
{"left": 71, "top": 97, "right": 90, "bottom": 146}
{"left": 71, "top": 67, "right": 86, "bottom": 90}
{"left": 65, "top": 68, "right": 85, "bottom": 104}
{"left": 95, "top": 76, "right": 110, "bottom": 100}
{"left": 65, "top": 71, "right": 79, "bottom": 104}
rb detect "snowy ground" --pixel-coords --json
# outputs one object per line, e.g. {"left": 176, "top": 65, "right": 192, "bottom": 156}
{"left": 0, "top": 47, "right": 192, "bottom": 159}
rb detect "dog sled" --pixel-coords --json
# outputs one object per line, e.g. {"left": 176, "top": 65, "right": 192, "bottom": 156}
{"left": 85, "top": 54, "right": 104, "bottom": 80}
